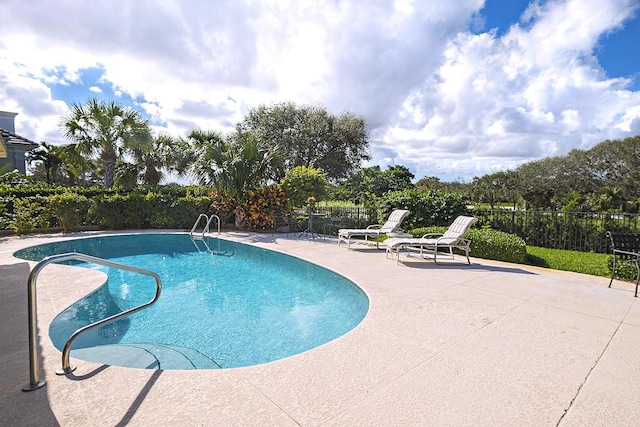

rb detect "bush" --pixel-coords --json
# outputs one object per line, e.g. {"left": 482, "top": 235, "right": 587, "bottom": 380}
{"left": 171, "top": 194, "right": 213, "bottom": 228}
{"left": 209, "top": 189, "right": 237, "bottom": 226}
{"left": 607, "top": 257, "right": 639, "bottom": 281}
{"left": 9, "top": 196, "right": 51, "bottom": 234}
{"left": 48, "top": 193, "right": 92, "bottom": 232}
{"left": 408, "top": 226, "right": 527, "bottom": 264}
{"left": 379, "top": 190, "right": 470, "bottom": 230}
{"left": 243, "top": 185, "right": 292, "bottom": 231}
{"left": 280, "top": 166, "right": 328, "bottom": 207}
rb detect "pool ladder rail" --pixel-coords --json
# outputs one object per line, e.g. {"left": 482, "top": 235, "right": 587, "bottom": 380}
{"left": 23, "top": 252, "right": 162, "bottom": 392}
{"left": 190, "top": 213, "right": 221, "bottom": 237}
{"left": 190, "top": 213, "right": 233, "bottom": 256}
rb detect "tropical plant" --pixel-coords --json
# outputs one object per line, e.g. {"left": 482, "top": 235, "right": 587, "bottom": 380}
{"left": 208, "top": 189, "right": 238, "bottom": 225}
{"left": 243, "top": 185, "right": 292, "bottom": 231}
{"left": 186, "top": 130, "right": 281, "bottom": 228}
{"left": 26, "top": 141, "right": 63, "bottom": 184}
{"left": 129, "top": 133, "right": 187, "bottom": 186}
{"left": 60, "top": 98, "right": 150, "bottom": 187}
{"left": 189, "top": 130, "right": 281, "bottom": 201}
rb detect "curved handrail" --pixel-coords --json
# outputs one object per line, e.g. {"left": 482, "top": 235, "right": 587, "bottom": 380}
{"left": 205, "top": 214, "right": 221, "bottom": 235}
{"left": 23, "top": 252, "right": 162, "bottom": 391}
{"left": 191, "top": 213, "right": 221, "bottom": 236}
{"left": 190, "top": 213, "right": 209, "bottom": 236}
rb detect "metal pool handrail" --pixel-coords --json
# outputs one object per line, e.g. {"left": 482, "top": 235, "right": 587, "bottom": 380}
{"left": 190, "top": 213, "right": 221, "bottom": 237}
{"left": 23, "top": 252, "right": 162, "bottom": 392}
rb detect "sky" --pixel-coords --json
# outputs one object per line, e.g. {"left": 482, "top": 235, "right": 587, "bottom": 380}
{"left": 1, "top": 0, "right": 640, "bottom": 183}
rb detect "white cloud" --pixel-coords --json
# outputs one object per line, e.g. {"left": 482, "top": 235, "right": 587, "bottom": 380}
{"left": 0, "top": 0, "right": 639, "bottom": 182}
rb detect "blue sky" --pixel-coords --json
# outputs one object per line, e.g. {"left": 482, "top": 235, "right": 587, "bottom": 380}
{"left": 479, "top": 0, "right": 640, "bottom": 90}
{"left": 1, "top": 0, "right": 640, "bottom": 183}
{"left": 596, "top": 15, "right": 640, "bottom": 89}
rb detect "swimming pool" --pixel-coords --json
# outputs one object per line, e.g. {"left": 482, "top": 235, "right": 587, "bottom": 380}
{"left": 15, "top": 233, "right": 369, "bottom": 369}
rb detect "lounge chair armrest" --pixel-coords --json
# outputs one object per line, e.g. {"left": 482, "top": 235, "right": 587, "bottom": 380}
{"left": 421, "top": 233, "right": 443, "bottom": 238}
{"left": 366, "top": 224, "right": 382, "bottom": 230}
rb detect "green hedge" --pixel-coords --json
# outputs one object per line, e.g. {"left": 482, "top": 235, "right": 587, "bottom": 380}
{"left": 1, "top": 186, "right": 214, "bottom": 234}
{"left": 48, "top": 193, "right": 92, "bottom": 232}
{"left": 408, "top": 226, "right": 527, "bottom": 264}
{"left": 378, "top": 189, "right": 470, "bottom": 230}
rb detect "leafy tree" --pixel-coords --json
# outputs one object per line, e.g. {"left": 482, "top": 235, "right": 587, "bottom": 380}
{"left": 60, "top": 98, "right": 150, "bottom": 187}
{"left": 585, "top": 186, "right": 625, "bottom": 212}
{"left": 585, "top": 135, "right": 640, "bottom": 205}
{"left": 513, "top": 157, "right": 569, "bottom": 210}
{"left": 60, "top": 143, "right": 100, "bottom": 186}
{"left": 181, "top": 129, "right": 225, "bottom": 184}
{"left": 415, "top": 176, "right": 472, "bottom": 195}
{"left": 334, "top": 165, "right": 414, "bottom": 203}
{"left": 280, "top": 166, "right": 328, "bottom": 207}
{"left": 27, "top": 141, "right": 99, "bottom": 186}
{"left": 381, "top": 165, "right": 414, "bottom": 192}
{"left": 337, "top": 166, "right": 383, "bottom": 203}
{"left": 238, "top": 102, "right": 370, "bottom": 182}
{"left": 471, "top": 171, "right": 519, "bottom": 210}
{"left": 416, "top": 176, "right": 443, "bottom": 192}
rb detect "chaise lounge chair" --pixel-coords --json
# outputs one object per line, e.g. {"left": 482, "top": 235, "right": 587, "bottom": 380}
{"left": 385, "top": 215, "right": 478, "bottom": 265}
{"left": 338, "top": 209, "right": 410, "bottom": 250}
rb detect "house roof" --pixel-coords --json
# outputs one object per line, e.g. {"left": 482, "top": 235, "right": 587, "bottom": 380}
{"left": 0, "top": 128, "right": 38, "bottom": 148}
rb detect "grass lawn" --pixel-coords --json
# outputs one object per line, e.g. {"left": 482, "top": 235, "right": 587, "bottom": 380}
{"left": 525, "top": 246, "right": 611, "bottom": 277}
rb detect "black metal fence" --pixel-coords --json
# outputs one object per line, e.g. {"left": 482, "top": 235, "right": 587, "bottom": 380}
{"left": 314, "top": 206, "right": 377, "bottom": 228}
{"left": 473, "top": 210, "right": 640, "bottom": 253}
{"left": 316, "top": 205, "right": 640, "bottom": 253}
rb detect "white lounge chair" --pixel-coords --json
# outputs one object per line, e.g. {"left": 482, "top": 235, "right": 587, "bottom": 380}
{"left": 385, "top": 215, "right": 478, "bottom": 264}
{"left": 338, "top": 209, "right": 410, "bottom": 250}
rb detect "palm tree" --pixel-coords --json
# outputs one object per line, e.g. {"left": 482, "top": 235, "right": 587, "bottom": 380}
{"left": 60, "top": 98, "right": 150, "bottom": 187}
{"left": 59, "top": 143, "right": 98, "bottom": 186}
{"left": 182, "top": 129, "right": 225, "bottom": 187}
{"left": 26, "top": 141, "right": 63, "bottom": 184}
{"left": 186, "top": 130, "right": 282, "bottom": 228}
{"left": 131, "top": 133, "right": 188, "bottom": 187}
{"left": 188, "top": 130, "right": 281, "bottom": 201}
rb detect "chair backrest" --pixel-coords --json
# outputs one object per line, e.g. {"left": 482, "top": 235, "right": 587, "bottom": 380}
{"left": 441, "top": 216, "right": 478, "bottom": 242}
{"left": 379, "top": 209, "right": 410, "bottom": 232}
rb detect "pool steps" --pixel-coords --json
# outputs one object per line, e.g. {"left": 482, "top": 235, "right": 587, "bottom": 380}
{"left": 71, "top": 343, "right": 222, "bottom": 370}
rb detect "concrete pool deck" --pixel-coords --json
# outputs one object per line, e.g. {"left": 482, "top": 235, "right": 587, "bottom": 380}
{"left": 1, "top": 230, "right": 639, "bottom": 426}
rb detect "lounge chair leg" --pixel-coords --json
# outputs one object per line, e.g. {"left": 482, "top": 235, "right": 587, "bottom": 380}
{"left": 609, "top": 256, "right": 616, "bottom": 288}
{"left": 635, "top": 260, "right": 639, "bottom": 297}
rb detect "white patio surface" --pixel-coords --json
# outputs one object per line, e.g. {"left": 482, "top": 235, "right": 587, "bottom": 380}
{"left": 1, "top": 230, "right": 639, "bottom": 426}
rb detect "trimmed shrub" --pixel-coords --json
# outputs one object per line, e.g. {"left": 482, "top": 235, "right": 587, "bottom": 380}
{"left": 408, "top": 226, "right": 527, "bottom": 264}
{"left": 171, "top": 194, "right": 213, "bottom": 228}
{"left": 378, "top": 189, "right": 470, "bottom": 230}
{"left": 280, "top": 166, "right": 328, "bottom": 207}
{"left": 9, "top": 196, "right": 51, "bottom": 234}
{"left": 48, "top": 193, "right": 92, "bottom": 232}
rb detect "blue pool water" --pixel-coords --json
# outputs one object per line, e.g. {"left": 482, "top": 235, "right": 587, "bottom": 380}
{"left": 15, "top": 233, "right": 369, "bottom": 369}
